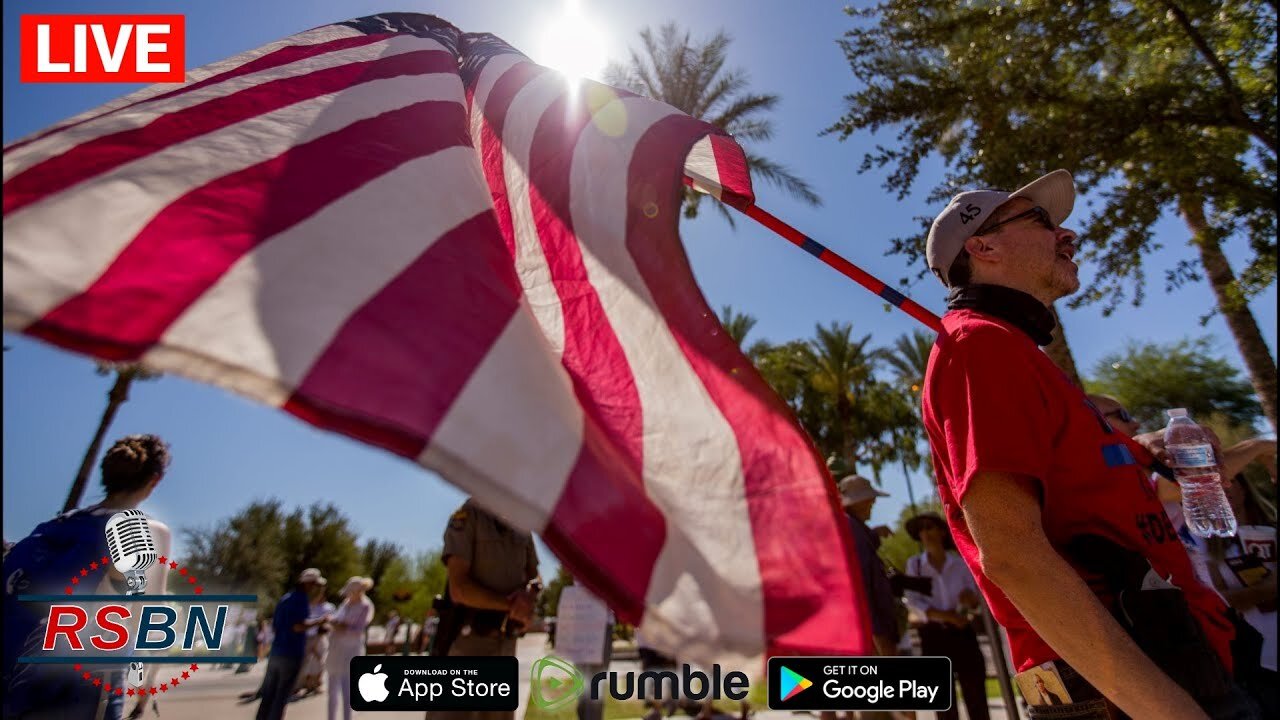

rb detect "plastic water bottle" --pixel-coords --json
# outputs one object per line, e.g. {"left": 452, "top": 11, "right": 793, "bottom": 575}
{"left": 1163, "top": 408, "right": 1237, "bottom": 537}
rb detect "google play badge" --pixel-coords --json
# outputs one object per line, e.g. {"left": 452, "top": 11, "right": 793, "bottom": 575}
{"left": 779, "top": 666, "right": 813, "bottom": 702}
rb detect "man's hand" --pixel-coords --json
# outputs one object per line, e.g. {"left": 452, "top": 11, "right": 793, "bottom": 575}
{"left": 505, "top": 589, "right": 535, "bottom": 626}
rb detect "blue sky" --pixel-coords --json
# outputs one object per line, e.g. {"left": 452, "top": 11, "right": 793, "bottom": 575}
{"left": 4, "top": 0, "right": 1276, "bottom": 577}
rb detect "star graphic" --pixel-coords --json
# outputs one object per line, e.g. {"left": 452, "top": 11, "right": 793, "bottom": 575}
{"left": 158, "top": 556, "right": 168, "bottom": 564}
{"left": 101, "top": 556, "right": 110, "bottom": 565}
{"left": 74, "top": 664, "right": 83, "bottom": 672}
{"left": 179, "top": 568, "right": 188, "bottom": 576}
{"left": 93, "top": 678, "right": 101, "bottom": 687}
{"left": 71, "top": 577, "right": 79, "bottom": 585}
{"left": 190, "top": 663, "right": 199, "bottom": 672}
{"left": 65, "top": 586, "right": 73, "bottom": 595}
{"left": 115, "top": 688, "right": 124, "bottom": 696}
{"left": 104, "top": 683, "right": 112, "bottom": 693}
{"left": 160, "top": 684, "right": 168, "bottom": 692}
{"left": 82, "top": 672, "right": 91, "bottom": 680}
{"left": 181, "top": 671, "right": 190, "bottom": 680}
{"left": 80, "top": 569, "right": 88, "bottom": 577}
{"left": 149, "top": 687, "right": 157, "bottom": 696}
{"left": 89, "top": 561, "right": 98, "bottom": 570}
{"left": 171, "top": 677, "right": 180, "bottom": 686}
{"left": 127, "top": 689, "right": 136, "bottom": 697}
{"left": 169, "top": 561, "right": 178, "bottom": 570}
{"left": 188, "top": 576, "right": 197, "bottom": 584}
{"left": 194, "top": 587, "right": 204, "bottom": 595}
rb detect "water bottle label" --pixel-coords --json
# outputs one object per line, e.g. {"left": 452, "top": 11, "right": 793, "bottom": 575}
{"left": 1169, "top": 443, "right": 1215, "bottom": 468}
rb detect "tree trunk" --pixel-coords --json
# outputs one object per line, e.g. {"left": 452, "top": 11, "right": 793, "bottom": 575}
{"left": 1181, "top": 198, "right": 1278, "bottom": 432}
{"left": 63, "top": 371, "right": 135, "bottom": 512}
{"left": 1043, "top": 303, "right": 1082, "bottom": 386}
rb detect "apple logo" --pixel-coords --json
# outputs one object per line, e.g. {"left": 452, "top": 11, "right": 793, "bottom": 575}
{"left": 358, "top": 663, "right": 390, "bottom": 703}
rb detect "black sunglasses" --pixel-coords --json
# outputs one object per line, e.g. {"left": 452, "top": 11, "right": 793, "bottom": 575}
{"left": 1104, "top": 407, "right": 1135, "bottom": 424}
{"left": 976, "top": 206, "right": 1055, "bottom": 235}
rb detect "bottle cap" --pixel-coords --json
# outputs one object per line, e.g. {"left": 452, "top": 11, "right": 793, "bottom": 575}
{"left": 1167, "top": 408, "right": 1188, "bottom": 418}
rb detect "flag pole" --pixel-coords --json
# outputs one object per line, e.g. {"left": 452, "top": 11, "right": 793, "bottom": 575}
{"left": 717, "top": 194, "right": 1177, "bottom": 483}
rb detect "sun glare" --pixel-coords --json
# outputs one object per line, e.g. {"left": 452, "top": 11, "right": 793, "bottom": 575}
{"left": 536, "top": 0, "right": 609, "bottom": 80}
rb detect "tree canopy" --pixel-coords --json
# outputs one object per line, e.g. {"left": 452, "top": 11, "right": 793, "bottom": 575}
{"left": 1086, "top": 336, "right": 1263, "bottom": 431}
{"left": 829, "top": 0, "right": 1277, "bottom": 427}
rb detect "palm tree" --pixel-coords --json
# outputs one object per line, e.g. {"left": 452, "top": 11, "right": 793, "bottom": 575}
{"left": 795, "top": 323, "right": 877, "bottom": 469}
{"left": 604, "top": 23, "right": 821, "bottom": 225}
{"left": 880, "top": 329, "right": 934, "bottom": 395}
{"left": 63, "top": 363, "right": 160, "bottom": 512}
{"left": 879, "top": 330, "right": 939, "bottom": 518}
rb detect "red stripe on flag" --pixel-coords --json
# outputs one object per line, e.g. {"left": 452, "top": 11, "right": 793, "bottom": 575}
{"left": 26, "top": 100, "right": 472, "bottom": 361}
{"left": 282, "top": 211, "right": 521, "bottom": 459}
{"left": 467, "top": 61, "right": 545, "bottom": 258}
{"left": 543, "top": 411, "right": 667, "bottom": 623}
{"left": 3, "top": 34, "right": 400, "bottom": 155}
{"left": 626, "top": 116, "right": 873, "bottom": 658}
{"left": 523, "top": 87, "right": 662, "bottom": 623}
{"left": 4, "top": 49, "right": 456, "bottom": 215}
{"left": 707, "top": 134, "right": 754, "bottom": 209}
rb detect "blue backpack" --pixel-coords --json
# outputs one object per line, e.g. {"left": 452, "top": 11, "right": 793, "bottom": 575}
{"left": 2, "top": 506, "right": 113, "bottom": 716}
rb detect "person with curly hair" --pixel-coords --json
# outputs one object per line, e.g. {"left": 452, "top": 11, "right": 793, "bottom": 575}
{"left": 3, "top": 434, "right": 174, "bottom": 720}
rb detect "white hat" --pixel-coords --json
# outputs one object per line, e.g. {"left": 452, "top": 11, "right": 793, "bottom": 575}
{"left": 925, "top": 169, "right": 1075, "bottom": 287}
{"left": 341, "top": 576, "right": 373, "bottom": 596}
{"left": 839, "top": 475, "right": 889, "bottom": 506}
{"left": 298, "top": 567, "right": 325, "bottom": 584}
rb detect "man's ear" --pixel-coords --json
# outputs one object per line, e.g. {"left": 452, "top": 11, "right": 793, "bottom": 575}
{"left": 964, "top": 235, "right": 999, "bottom": 263}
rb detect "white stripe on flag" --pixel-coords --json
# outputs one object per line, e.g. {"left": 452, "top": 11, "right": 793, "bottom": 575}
{"left": 683, "top": 135, "right": 726, "bottom": 200}
{"left": 3, "top": 74, "right": 464, "bottom": 327}
{"left": 467, "top": 53, "right": 527, "bottom": 148}
{"left": 569, "top": 95, "right": 766, "bottom": 668}
{"left": 3, "top": 35, "right": 429, "bottom": 180}
{"left": 497, "top": 69, "right": 575, "bottom": 356}
{"left": 143, "top": 145, "right": 492, "bottom": 406}
{"left": 418, "top": 304, "right": 585, "bottom": 533}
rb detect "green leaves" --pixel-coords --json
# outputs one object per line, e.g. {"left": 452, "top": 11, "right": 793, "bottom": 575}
{"left": 1086, "top": 336, "right": 1263, "bottom": 431}
{"left": 829, "top": 0, "right": 1276, "bottom": 309}
{"left": 604, "top": 21, "right": 821, "bottom": 218}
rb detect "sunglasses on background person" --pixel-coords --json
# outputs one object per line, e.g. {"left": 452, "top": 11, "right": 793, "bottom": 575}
{"left": 1104, "top": 407, "right": 1135, "bottom": 424}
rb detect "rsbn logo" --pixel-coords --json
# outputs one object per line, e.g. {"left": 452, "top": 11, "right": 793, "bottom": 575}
{"left": 20, "top": 15, "right": 185, "bottom": 83}
{"left": 530, "top": 656, "right": 749, "bottom": 710}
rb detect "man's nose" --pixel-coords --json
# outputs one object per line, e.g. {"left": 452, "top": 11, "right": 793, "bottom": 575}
{"left": 1055, "top": 225, "right": 1078, "bottom": 244}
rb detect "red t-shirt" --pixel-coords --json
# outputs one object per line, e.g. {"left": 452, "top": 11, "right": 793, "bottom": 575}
{"left": 921, "top": 309, "right": 1233, "bottom": 672}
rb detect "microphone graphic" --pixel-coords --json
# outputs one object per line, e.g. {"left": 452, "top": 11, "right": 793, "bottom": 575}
{"left": 105, "top": 510, "right": 157, "bottom": 595}
{"left": 105, "top": 510, "right": 158, "bottom": 687}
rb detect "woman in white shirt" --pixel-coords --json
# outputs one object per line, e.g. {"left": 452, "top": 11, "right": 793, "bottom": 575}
{"left": 327, "top": 577, "right": 375, "bottom": 720}
{"left": 903, "top": 513, "right": 988, "bottom": 720}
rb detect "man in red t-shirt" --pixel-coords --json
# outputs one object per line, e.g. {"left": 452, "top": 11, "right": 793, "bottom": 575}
{"left": 919, "top": 170, "right": 1255, "bottom": 719}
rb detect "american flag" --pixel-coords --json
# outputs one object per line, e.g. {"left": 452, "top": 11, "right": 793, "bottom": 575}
{"left": 3, "top": 13, "right": 870, "bottom": 667}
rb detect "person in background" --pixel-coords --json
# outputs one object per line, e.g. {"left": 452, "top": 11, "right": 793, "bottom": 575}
{"left": 417, "top": 608, "right": 439, "bottom": 654}
{"left": 428, "top": 498, "right": 540, "bottom": 720}
{"left": 821, "top": 476, "right": 899, "bottom": 720}
{"left": 328, "top": 576, "right": 374, "bottom": 720}
{"left": 296, "top": 577, "right": 335, "bottom": 697}
{"left": 382, "top": 609, "right": 401, "bottom": 655}
{"left": 903, "top": 512, "right": 988, "bottom": 720}
{"left": 256, "top": 568, "right": 328, "bottom": 720}
{"left": 3, "top": 435, "right": 172, "bottom": 720}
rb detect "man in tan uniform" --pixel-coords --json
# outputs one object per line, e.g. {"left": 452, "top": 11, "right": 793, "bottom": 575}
{"left": 430, "top": 498, "right": 540, "bottom": 720}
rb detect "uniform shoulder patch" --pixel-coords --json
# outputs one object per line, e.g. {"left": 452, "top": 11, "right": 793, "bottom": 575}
{"left": 449, "top": 509, "right": 468, "bottom": 531}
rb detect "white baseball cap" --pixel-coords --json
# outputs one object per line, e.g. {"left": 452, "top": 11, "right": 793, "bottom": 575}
{"left": 925, "top": 169, "right": 1075, "bottom": 287}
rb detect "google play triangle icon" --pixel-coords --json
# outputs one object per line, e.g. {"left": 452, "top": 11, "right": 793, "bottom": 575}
{"left": 779, "top": 666, "right": 813, "bottom": 701}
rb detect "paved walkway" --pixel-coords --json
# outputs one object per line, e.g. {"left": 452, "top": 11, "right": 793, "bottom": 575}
{"left": 138, "top": 634, "right": 1015, "bottom": 720}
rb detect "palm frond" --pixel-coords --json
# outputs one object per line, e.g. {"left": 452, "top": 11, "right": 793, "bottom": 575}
{"left": 744, "top": 152, "right": 822, "bottom": 206}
